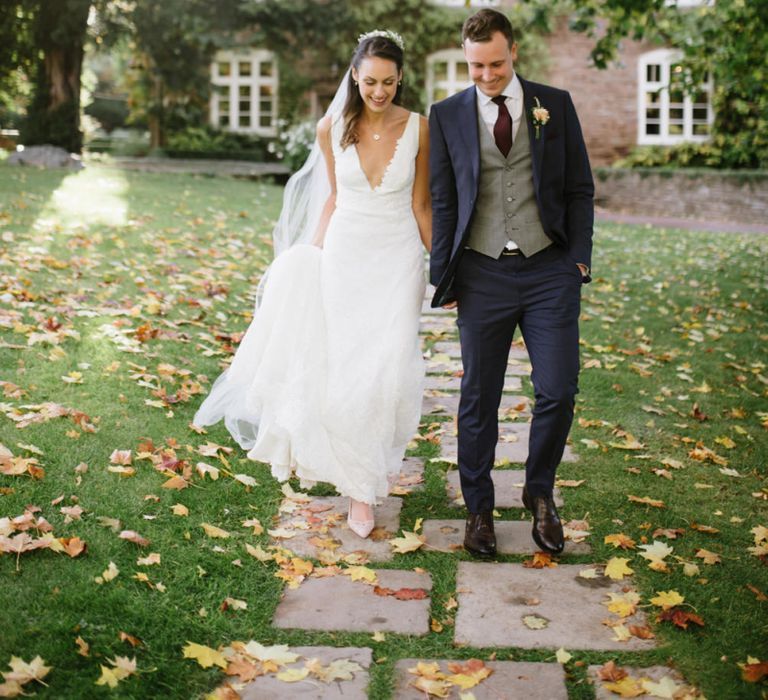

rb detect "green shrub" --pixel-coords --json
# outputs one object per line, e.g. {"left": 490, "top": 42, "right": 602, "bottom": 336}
{"left": 84, "top": 96, "right": 130, "bottom": 133}
{"left": 164, "top": 125, "right": 273, "bottom": 161}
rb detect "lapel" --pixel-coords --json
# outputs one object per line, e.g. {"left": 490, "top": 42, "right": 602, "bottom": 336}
{"left": 455, "top": 86, "right": 480, "bottom": 190}
{"left": 519, "top": 76, "right": 543, "bottom": 195}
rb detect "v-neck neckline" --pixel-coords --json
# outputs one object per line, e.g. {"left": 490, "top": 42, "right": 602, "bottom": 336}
{"left": 353, "top": 112, "right": 413, "bottom": 192}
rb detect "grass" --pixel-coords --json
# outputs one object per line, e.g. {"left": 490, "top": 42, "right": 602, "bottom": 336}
{"left": 0, "top": 163, "right": 766, "bottom": 699}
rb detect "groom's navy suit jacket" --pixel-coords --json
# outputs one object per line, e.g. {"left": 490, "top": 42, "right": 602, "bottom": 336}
{"left": 429, "top": 76, "right": 594, "bottom": 307}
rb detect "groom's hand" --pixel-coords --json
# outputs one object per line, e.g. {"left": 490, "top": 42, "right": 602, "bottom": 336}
{"left": 442, "top": 301, "right": 458, "bottom": 309}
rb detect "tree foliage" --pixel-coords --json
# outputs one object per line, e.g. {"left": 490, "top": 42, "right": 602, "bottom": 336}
{"left": 554, "top": 0, "right": 768, "bottom": 168}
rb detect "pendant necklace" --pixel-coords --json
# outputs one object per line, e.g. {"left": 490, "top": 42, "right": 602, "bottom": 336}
{"left": 372, "top": 133, "right": 381, "bottom": 141}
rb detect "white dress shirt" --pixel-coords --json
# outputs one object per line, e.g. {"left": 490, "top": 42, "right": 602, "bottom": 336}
{"left": 475, "top": 73, "right": 524, "bottom": 251}
{"left": 475, "top": 72, "right": 523, "bottom": 143}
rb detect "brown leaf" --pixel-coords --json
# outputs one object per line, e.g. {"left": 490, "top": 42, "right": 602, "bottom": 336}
{"left": 523, "top": 552, "right": 558, "bottom": 568}
{"left": 657, "top": 608, "right": 705, "bottom": 629}
{"left": 59, "top": 537, "right": 86, "bottom": 557}
{"left": 118, "top": 530, "right": 150, "bottom": 547}
{"left": 742, "top": 661, "right": 768, "bottom": 683}
{"left": 597, "top": 660, "right": 627, "bottom": 682}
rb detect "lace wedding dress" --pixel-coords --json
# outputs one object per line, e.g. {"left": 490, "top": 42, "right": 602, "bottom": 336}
{"left": 194, "top": 111, "right": 426, "bottom": 503}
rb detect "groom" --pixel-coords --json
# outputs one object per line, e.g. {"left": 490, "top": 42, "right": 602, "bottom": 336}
{"left": 429, "top": 9, "right": 594, "bottom": 556}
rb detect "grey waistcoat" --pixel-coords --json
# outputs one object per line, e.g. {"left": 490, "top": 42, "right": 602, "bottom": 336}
{"left": 467, "top": 114, "right": 552, "bottom": 258}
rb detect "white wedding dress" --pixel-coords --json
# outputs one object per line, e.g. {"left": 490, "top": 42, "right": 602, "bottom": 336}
{"left": 194, "top": 111, "right": 426, "bottom": 503}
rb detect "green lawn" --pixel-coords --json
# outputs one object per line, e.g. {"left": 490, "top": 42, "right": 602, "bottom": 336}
{"left": 0, "top": 163, "right": 766, "bottom": 699}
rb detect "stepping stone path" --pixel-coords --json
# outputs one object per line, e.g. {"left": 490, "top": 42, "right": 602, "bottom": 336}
{"left": 588, "top": 665, "right": 698, "bottom": 699}
{"left": 226, "top": 286, "right": 702, "bottom": 698}
{"left": 273, "top": 568, "right": 432, "bottom": 635}
{"left": 237, "top": 647, "right": 372, "bottom": 700}
{"left": 393, "top": 659, "right": 568, "bottom": 699}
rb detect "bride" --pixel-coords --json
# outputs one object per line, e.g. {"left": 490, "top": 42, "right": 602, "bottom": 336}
{"left": 194, "top": 30, "right": 431, "bottom": 538}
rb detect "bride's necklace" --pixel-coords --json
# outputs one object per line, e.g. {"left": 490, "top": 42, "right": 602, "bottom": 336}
{"left": 372, "top": 133, "right": 381, "bottom": 141}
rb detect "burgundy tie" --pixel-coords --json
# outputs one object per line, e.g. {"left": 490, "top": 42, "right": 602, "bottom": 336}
{"left": 492, "top": 95, "right": 512, "bottom": 157}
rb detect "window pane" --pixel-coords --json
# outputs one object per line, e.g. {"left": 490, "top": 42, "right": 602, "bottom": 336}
{"left": 239, "top": 61, "right": 251, "bottom": 76}
{"left": 260, "top": 85, "right": 274, "bottom": 97}
{"left": 220, "top": 100, "right": 230, "bottom": 112}
{"left": 216, "top": 85, "right": 229, "bottom": 97}
{"left": 692, "top": 91, "right": 708, "bottom": 105}
{"left": 455, "top": 62, "right": 469, "bottom": 81}
{"left": 669, "top": 123, "right": 683, "bottom": 135}
{"left": 693, "top": 123, "right": 709, "bottom": 135}
{"left": 434, "top": 88, "right": 448, "bottom": 101}
{"left": 693, "top": 107, "right": 708, "bottom": 120}
{"left": 669, "top": 108, "right": 684, "bottom": 120}
{"left": 433, "top": 62, "right": 448, "bottom": 81}
{"left": 669, "top": 89, "right": 684, "bottom": 104}
{"left": 239, "top": 86, "right": 250, "bottom": 97}
{"left": 646, "top": 64, "right": 660, "bottom": 82}
{"left": 260, "top": 114, "right": 272, "bottom": 127}
{"left": 219, "top": 115, "right": 229, "bottom": 127}
{"left": 239, "top": 101, "right": 250, "bottom": 113}
{"left": 260, "top": 62, "right": 273, "bottom": 77}
{"left": 645, "top": 123, "right": 660, "bottom": 135}
{"left": 260, "top": 100, "right": 272, "bottom": 112}
{"left": 218, "top": 62, "right": 231, "bottom": 77}
{"left": 645, "top": 91, "right": 660, "bottom": 105}
{"left": 646, "top": 108, "right": 660, "bottom": 119}
{"left": 239, "top": 114, "right": 250, "bottom": 127}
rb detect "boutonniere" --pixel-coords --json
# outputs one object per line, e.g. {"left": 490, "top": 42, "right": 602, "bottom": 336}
{"left": 531, "top": 97, "right": 550, "bottom": 139}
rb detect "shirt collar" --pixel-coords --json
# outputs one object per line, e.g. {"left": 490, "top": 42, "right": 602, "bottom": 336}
{"left": 476, "top": 73, "right": 522, "bottom": 106}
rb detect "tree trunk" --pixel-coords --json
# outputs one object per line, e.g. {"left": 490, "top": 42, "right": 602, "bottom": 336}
{"left": 20, "top": 0, "right": 91, "bottom": 153}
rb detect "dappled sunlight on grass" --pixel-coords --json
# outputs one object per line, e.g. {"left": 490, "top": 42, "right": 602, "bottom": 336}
{"left": 33, "top": 167, "right": 129, "bottom": 234}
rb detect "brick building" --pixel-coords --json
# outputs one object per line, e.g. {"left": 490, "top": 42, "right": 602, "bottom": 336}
{"left": 208, "top": 1, "right": 713, "bottom": 166}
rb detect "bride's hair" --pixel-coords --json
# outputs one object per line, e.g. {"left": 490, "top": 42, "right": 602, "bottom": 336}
{"left": 340, "top": 35, "right": 404, "bottom": 149}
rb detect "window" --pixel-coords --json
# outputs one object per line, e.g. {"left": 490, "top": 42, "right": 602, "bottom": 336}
{"left": 210, "top": 49, "right": 278, "bottom": 136}
{"left": 637, "top": 49, "right": 713, "bottom": 145}
{"left": 426, "top": 49, "right": 472, "bottom": 108}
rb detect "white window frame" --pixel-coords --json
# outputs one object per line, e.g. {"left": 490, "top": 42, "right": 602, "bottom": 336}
{"left": 637, "top": 48, "right": 713, "bottom": 146}
{"left": 426, "top": 48, "right": 473, "bottom": 109}
{"left": 210, "top": 49, "right": 278, "bottom": 136}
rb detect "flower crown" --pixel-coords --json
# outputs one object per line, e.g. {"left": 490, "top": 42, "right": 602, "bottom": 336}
{"left": 357, "top": 29, "right": 405, "bottom": 51}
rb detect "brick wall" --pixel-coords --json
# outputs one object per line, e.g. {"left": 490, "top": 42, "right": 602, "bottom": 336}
{"left": 543, "top": 17, "right": 655, "bottom": 166}
{"left": 595, "top": 169, "right": 768, "bottom": 226}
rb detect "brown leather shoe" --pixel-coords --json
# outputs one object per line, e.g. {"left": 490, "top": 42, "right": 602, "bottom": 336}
{"left": 522, "top": 486, "right": 564, "bottom": 554}
{"left": 464, "top": 511, "right": 497, "bottom": 558}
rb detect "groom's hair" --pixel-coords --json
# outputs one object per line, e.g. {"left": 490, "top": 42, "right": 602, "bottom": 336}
{"left": 462, "top": 9, "right": 515, "bottom": 48}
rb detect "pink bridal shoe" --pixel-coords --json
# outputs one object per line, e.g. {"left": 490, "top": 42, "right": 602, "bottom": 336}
{"left": 347, "top": 499, "right": 375, "bottom": 539}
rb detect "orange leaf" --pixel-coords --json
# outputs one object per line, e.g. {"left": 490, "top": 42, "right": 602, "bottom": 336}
{"left": 742, "top": 661, "right": 768, "bottom": 683}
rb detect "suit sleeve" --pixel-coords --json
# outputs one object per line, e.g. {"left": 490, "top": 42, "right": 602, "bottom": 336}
{"left": 428, "top": 106, "right": 458, "bottom": 289}
{"left": 563, "top": 92, "right": 594, "bottom": 281}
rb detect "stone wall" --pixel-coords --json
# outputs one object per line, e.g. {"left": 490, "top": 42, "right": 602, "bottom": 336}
{"left": 594, "top": 168, "right": 768, "bottom": 226}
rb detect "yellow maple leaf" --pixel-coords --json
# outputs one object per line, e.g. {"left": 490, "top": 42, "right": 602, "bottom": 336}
{"left": 555, "top": 648, "right": 572, "bottom": 664}
{"left": 650, "top": 590, "right": 685, "bottom": 609}
{"left": 95, "top": 665, "right": 122, "bottom": 688}
{"left": 641, "top": 675, "right": 680, "bottom": 698}
{"left": 182, "top": 642, "right": 227, "bottom": 669}
{"left": 751, "top": 525, "right": 768, "bottom": 545}
{"left": 171, "top": 504, "right": 189, "bottom": 516}
{"left": 604, "top": 533, "right": 636, "bottom": 550}
{"left": 603, "top": 676, "right": 646, "bottom": 697}
{"left": 275, "top": 667, "right": 309, "bottom": 682}
{"left": 604, "top": 591, "right": 641, "bottom": 618}
{"left": 390, "top": 530, "right": 426, "bottom": 554}
{"left": 410, "top": 677, "right": 452, "bottom": 697}
{"left": 604, "top": 557, "right": 634, "bottom": 580}
{"left": 627, "top": 494, "right": 665, "bottom": 508}
{"left": 695, "top": 548, "right": 722, "bottom": 565}
{"left": 522, "top": 614, "right": 548, "bottom": 630}
{"left": 200, "top": 523, "right": 230, "bottom": 539}
{"left": 2, "top": 656, "right": 51, "bottom": 685}
{"left": 343, "top": 565, "right": 378, "bottom": 583}
{"left": 240, "top": 642, "right": 299, "bottom": 665}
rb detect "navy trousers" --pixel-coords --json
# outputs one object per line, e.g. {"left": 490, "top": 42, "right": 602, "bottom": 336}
{"left": 454, "top": 245, "right": 582, "bottom": 513}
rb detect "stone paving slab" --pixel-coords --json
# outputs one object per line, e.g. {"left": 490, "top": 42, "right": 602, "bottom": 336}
{"left": 445, "top": 469, "right": 564, "bottom": 508}
{"left": 391, "top": 457, "right": 426, "bottom": 495}
{"left": 454, "top": 562, "right": 656, "bottom": 651}
{"left": 424, "top": 373, "right": 522, "bottom": 393}
{"left": 439, "top": 423, "right": 577, "bottom": 466}
{"left": 270, "top": 496, "right": 402, "bottom": 562}
{"left": 420, "top": 316, "right": 457, "bottom": 335}
{"left": 236, "top": 646, "right": 372, "bottom": 700}
{"left": 422, "top": 519, "right": 590, "bottom": 554}
{"left": 431, "top": 340, "right": 529, "bottom": 362}
{"left": 422, "top": 393, "right": 531, "bottom": 418}
{"left": 273, "top": 568, "right": 432, "bottom": 635}
{"left": 393, "top": 659, "right": 568, "bottom": 699}
{"left": 588, "top": 664, "right": 693, "bottom": 700}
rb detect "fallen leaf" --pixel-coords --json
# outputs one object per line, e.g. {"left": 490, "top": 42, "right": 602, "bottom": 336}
{"left": 522, "top": 614, "right": 548, "bottom": 630}
{"left": 182, "top": 642, "right": 227, "bottom": 669}
{"left": 650, "top": 590, "right": 685, "bottom": 610}
{"left": 604, "top": 557, "right": 634, "bottom": 580}
{"left": 390, "top": 530, "right": 425, "bottom": 554}
{"left": 201, "top": 523, "right": 230, "bottom": 539}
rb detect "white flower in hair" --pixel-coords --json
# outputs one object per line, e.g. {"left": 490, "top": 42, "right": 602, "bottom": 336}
{"left": 357, "top": 29, "right": 405, "bottom": 50}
